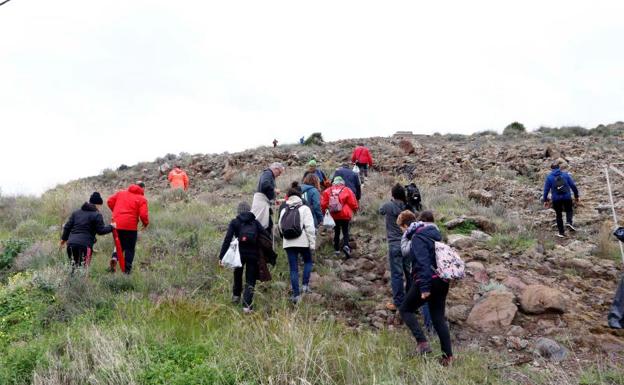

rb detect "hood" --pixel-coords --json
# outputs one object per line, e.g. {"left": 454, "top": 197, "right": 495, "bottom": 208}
{"left": 301, "top": 184, "right": 315, "bottom": 193}
{"left": 405, "top": 222, "right": 441, "bottom": 241}
{"left": 286, "top": 196, "right": 303, "bottom": 206}
{"left": 81, "top": 202, "right": 97, "bottom": 212}
{"left": 172, "top": 168, "right": 184, "bottom": 175}
{"left": 128, "top": 185, "right": 145, "bottom": 195}
{"left": 550, "top": 169, "right": 562, "bottom": 177}
{"left": 236, "top": 211, "right": 256, "bottom": 223}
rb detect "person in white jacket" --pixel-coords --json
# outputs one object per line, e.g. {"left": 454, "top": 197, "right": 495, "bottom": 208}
{"left": 278, "top": 183, "right": 316, "bottom": 303}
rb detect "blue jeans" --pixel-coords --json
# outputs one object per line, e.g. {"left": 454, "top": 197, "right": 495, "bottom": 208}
{"left": 286, "top": 247, "right": 313, "bottom": 297}
{"left": 389, "top": 243, "right": 412, "bottom": 307}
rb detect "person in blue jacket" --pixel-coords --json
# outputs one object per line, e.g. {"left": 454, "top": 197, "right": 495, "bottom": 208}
{"left": 332, "top": 164, "right": 361, "bottom": 201}
{"left": 543, "top": 158, "right": 580, "bottom": 238}
{"left": 301, "top": 174, "right": 323, "bottom": 227}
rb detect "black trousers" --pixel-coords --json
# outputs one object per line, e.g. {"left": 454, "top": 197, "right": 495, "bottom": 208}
{"left": 609, "top": 275, "right": 624, "bottom": 324}
{"left": 334, "top": 219, "right": 350, "bottom": 251}
{"left": 399, "top": 278, "right": 452, "bottom": 358}
{"left": 67, "top": 244, "right": 92, "bottom": 268}
{"left": 553, "top": 199, "right": 574, "bottom": 235}
{"left": 113, "top": 230, "right": 138, "bottom": 274}
{"left": 233, "top": 255, "right": 259, "bottom": 308}
{"left": 356, "top": 163, "right": 369, "bottom": 177}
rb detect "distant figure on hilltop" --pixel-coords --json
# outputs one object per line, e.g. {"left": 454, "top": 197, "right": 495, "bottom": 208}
{"left": 107, "top": 182, "right": 149, "bottom": 274}
{"left": 542, "top": 158, "right": 580, "bottom": 238}
{"left": 60, "top": 192, "right": 114, "bottom": 273}
{"left": 272, "top": 139, "right": 278, "bottom": 148}
{"left": 351, "top": 142, "right": 373, "bottom": 178}
{"left": 332, "top": 164, "right": 361, "bottom": 201}
{"left": 299, "top": 136, "right": 305, "bottom": 145}
{"left": 168, "top": 164, "right": 189, "bottom": 191}
{"left": 252, "top": 162, "right": 285, "bottom": 231}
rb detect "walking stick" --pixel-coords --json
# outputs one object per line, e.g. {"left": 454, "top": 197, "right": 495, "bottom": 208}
{"left": 112, "top": 228, "right": 126, "bottom": 273}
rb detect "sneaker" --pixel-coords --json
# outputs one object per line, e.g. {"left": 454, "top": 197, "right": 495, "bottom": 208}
{"left": 231, "top": 295, "right": 241, "bottom": 304}
{"left": 242, "top": 307, "right": 253, "bottom": 314}
{"left": 342, "top": 245, "right": 352, "bottom": 259}
{"left": 385, "top": 303, "right": 397, "bottom": 311}
{"left": 439, "top": 356, "right": 455, "bottom": 367}
{"left": 556, "top": 233, "right": 566, "bottom": 238}
{"left": 416, "top": 341, "right": 432, "bottom": 355}
{"left": 334, "top": 251, "right": 341, "bottom": 257}
{"left": 566, "top": 223, "right": 577, "bottom": 232}
{"left": 291, "top": 295, "right": 301, "bottom": 304}
{"left": 608, "top": 317, "right": 623, "bottom": 329}
{"left": 302, "top": 285, "right": 312, "bottom": 294}
{"left": 107, "top": 258, "right": 117, "bottom": 273}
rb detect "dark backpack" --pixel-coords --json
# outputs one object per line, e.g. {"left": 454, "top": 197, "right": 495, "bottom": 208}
{"left": 280, "top": 204, "right": 303, "bottom": 240}
{"left": 554, "top": 175, "right": 570, "bottom": 195}
{"left": 405, "top": 183, "right": 422, "bottom": 212}
{"left": 238, "top": 221, "right": 259, "bottom": 245}
{"left": 614, "top": 227, "right": 624, "bottom": 242}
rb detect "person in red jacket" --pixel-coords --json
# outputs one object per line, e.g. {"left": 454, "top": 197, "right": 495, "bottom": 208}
{"left": 351, "top": 143, "right": 373, "bottom": 178}
{"left": 168, "top": 165, "right": 189, "bottom": 190}
{"left": 321, "top": 176, "right": 359, "bottom": 259}
{"left": 107, "top": 182, "right": 150, "bottom": 274}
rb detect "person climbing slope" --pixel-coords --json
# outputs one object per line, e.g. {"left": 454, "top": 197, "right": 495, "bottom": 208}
{"left": 301, "top": 174, "right": 323, "bottom": 227}
{"left": 168, "top": 164, "right": 189, "bottom": 190}
{"left": 543, "top": 158, "right": 580, "bottom": 238}
{"left": 351, "top": 142, "right": 373, "bottom": 178}
{"left": 252, "top": 162, "right": 285, "bottom": 231}
{"left": 321, "top": 176, "right": 358, "bottom": 259}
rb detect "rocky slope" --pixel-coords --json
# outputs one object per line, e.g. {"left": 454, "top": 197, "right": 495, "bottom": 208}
{"left": 68, "top": 128, "right": 624, "bottom": 364}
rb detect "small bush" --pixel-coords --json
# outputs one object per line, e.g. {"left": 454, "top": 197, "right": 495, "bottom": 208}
{"left": 14, "top": 219, "right": 47, "bottom": 239}
{"left": 101, "top": 168, "right": 117, "bottom": 181}
{"left": 503, "top": 122, "right": 526, "bottom": 136}
{"left": 0, "top": 239, "right": 29, "bottom": 270}
{"left": 473, "top": 130, "right": 499, "bottom": 136}
{"left": 304, "top": 132, "right": 324, "bottom": 146}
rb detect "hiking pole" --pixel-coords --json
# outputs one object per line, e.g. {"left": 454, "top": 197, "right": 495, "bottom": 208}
{"left": 605, "top": 165, "right": 624, "bottom": 265}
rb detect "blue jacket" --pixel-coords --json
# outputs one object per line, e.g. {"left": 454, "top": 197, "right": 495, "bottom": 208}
{"left": 333, "top": 167, "right": 361, "bottom": 200}
{"left": 301, "top": 184, "right": 323, "bottom": 226}
{"left": 543, "top": 169, "right": 579, "bottom": 202}
{"left": 406, "top": 223, "right": 442, "bottom": 293}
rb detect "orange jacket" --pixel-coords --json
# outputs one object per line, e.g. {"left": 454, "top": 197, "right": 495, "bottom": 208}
{"left": 107, "top": 185, "right": 149, "bottom": 231}
{"left": 168, "top": 168, "right": 189, "bottom": 190}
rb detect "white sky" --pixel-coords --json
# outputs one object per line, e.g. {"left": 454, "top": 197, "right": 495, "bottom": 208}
{"left": 1, "top": 1, "right": 623, "bottom": 195}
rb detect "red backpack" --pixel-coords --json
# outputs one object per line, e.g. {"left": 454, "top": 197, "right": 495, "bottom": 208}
{"left": 328, "top": 187, "right": 345, "bottom": 213}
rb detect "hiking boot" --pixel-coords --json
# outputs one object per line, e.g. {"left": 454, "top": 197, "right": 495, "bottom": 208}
{"left": 385, "top": 303, "right": 397, "bottom": 311}
{"left": 415, "top": 341, "right": 432, "bottom": 355}
{"left": 334, "top": 250, "right": 341, "bottom": 257}
{"left": 107, "top": 258, "right": 117, "bottom": 273}
{"left": 291, "top": 295, "right": 301, "bottom": 304}
{"left": 302, "top": 285, "right": 312, "bottom": 294}
{"left": 556, "top": 233, "right": 566, "bottom": 239}
{"left": 608, "top": 317, "right": 623, "bottom": 329}
{"left": 439, "top": 356, "right": 455, "bottom": 367}
{"left": 231, "top": 295, "right": 241, "bottom": 304}
{"left": 566, "top": 223, "right": 577, "bottom": 232}
{"left": 342, "top": 245, "right": 352, "bottom": 259}
{"left": 242, "top": 307, "right": 253, "bottom": 314}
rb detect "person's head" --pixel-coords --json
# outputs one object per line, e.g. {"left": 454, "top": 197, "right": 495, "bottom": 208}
{"left": 333, "top": 176, "right": 345, "bottom": 186}
{"left": 237, "top": 201, "right": 251, "bottom": 214}
{"left": 307, "top": 159, "right": 317, "bottom": 171}
{"left": 136, "top": 181, "right": 146, "bottom": 189}
{"left": 391, "top": 183, "right": 407, "bottom": 203}
{"left": 396, "top": 210, "right": 417, "bottom": 231}
{"left": 270, "top": 162, "right": 285, "bottom": 177}
{"left": 550, "top": 158, "right": 566, "bottom": 170}
{"left": 419, "top": 210, "right": 434, "bottom": 223}
{"left": 287, "top": 181, "right": 302, "bottom": 198}
{"left": 89, "top": 192, "right": 103, "bottom": 208}
{"left": 303, "top": 173, "right": 321, "bottom": 191}
{"left": 174, "top": 164, "right": 181, "bottom": 169}
{"left": 358, "top": 142, "right": 364, "bottom": 147}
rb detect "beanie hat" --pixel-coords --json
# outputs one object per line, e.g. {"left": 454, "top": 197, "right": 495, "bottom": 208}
{"left": 89, "top": 192, "right": 104, "bottom": 205}
{"left": 307, "top": 159, "right": 317, "bottom": 167}
{"left": 237, "top": 202, "right": 251, "bottom": 214}
{"left": 333, "top": 176, "right": 345, "bottom": 185}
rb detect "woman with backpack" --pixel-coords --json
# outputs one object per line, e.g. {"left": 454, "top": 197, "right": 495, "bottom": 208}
{"left": 301, "top": 174, "right": 323, "bottom": 227}
{"left": 321, "top": 176, "right": 359, "bottom": 259}
{"left": 278, "top": 185, "right": 316, "bottom": 303}
{"left": 219, "top": 202, "right": 271, "bottom": 313}
{"left": 397, "top": 210, "right": 454, "bottom": 366}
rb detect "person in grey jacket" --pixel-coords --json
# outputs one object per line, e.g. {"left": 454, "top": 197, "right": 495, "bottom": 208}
{"left": 379, "top": 184, "right": 414, "bottom": 310}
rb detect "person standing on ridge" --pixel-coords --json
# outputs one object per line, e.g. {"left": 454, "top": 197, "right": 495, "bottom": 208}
{"left": 351, "top": 142, "right": 373, "bottom": 178}
{"left": 543, "top": 158, "right": 580, "bottom": 238}
{"left": 61, "top": 192, "right": 115, "bottom": 273}
{"left": 107, "top": 181, "right": 149, "bottom": 274}
{"left": 332, "top": 164, "right": 361, "bottom": 201}
{"left": 252, "top": 162, "right": 285, "bottom": 231}
{"left": 168, "top": 164, "right": 189, "bottom": 191}
{"left": 273, "top": 139, "right": 278, "bottom": 148}
{"left": 321, "top": 176, "right": 359, "bottom": 259}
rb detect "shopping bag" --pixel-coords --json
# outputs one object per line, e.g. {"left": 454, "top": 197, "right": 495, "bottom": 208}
{"left": 352, "top": 164, "right": 360, "bottom": 174}
{"left": 222, "top": 237, "right": 242, "bottom": 268}
{"left": 322, "top": 210, "right": 336, "bottom": 228}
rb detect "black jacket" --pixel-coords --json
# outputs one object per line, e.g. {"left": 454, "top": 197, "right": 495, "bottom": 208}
{"left": 219, "top": 212, "right": 269, "bottom": 260}
{"left": 257, "top": 169, "right": 277, "bottom": 201}
{"left": 333, "top": 167, "right": 361, "bottom": 200}
{"left": 61, "top": 203, "right": 113, "bottom": 248}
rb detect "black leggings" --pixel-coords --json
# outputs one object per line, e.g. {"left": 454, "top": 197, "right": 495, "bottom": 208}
{"left": 552, "top": 199, "right": 574, "bottom": 235}
{"left": 113, "top": 230, "right": 138, "bottom": 273}
{"left": 67, "top": 244, "right": 92, "bottom": 268}
{"left": 233, "top": 255, "right": 259, "bottom": 308}
{"left": 399, "top": 278, "right": 452, "bottom": 358}
{"left": 334, "top": 220, "right": 350, "bottom": 251}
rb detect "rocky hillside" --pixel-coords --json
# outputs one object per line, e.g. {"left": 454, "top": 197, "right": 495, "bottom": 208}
{"left": 69, "top": 127, "right": 624, "bottom": 365}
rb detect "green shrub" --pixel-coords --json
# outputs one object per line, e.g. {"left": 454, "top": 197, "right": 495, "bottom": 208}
{"left": 503, "top": 121, "right": 526, "bottom": 136}
{"left": 14, "top": 219, "right": 47, "bottom": 239}
{"left": 0, "top": 239, "right": 29, "bottom": 269}
{"left": 303, "top": 132, "right": 324, "bottom": 146}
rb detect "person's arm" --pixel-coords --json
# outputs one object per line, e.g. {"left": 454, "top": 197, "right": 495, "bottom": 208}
{"left": 379, "top": 202, "right": 388, "bottom": 215}
{"left": 542, "top": 176, "right": 552, "bottom": 202}
{"left": 259, "top": 172, "right": 276, "bottom": 201}
{"left": 183, "top": 173, "right": 189, "bottom": 190}
{"left": 312, "top": 191, "right": 323, "bottom": 225}
{"left": 351, "top": 149, "right": 357, "bottom": 163}
{"left": 348, "top": 189, "right": 359, "bottom": 213}
{"left": 139, "top": 199, "right": 149, "bottom": 228}
{"left": 320, "top": 190, "right": 329, "bottom": 213}
{"left": 354, "top": 175, "right": 361, "bottom": 200}
{"left": 567, "top": 174, "right": 579, "bottom": 199}
{"left": 61, "top": 213, "right": 74, "bottom": 242}
{"left": 303, "top": 207, "right": 316, "bottom": 249}
{"left": 94, "top": 213, "right": 113, "bottom": 235}
{"left": 107, "top": 193, "right": 118, "bottom": 211}
{"left": 367, "top": 149, "right": 373, "bottom": 167}
{"left": 218, "top": 222, "right": 236, "bottom": 260}
{"left": 168, "top": 171, "right": 174, "bottom": 182}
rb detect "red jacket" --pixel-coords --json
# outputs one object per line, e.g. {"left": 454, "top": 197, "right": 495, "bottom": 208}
{"left": 321, "top": 185, "right": 359, "bottom": 221}
{"left": 351, "top": 146, "right": 373, "bottom": 166}
{"left": 107, "top": 185, "right": 149, "bottom": 231}
{"left": 168, "top": 168, "right": 189, "bottom": 190}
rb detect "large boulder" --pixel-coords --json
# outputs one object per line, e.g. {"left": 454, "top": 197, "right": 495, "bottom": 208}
{"left": 466, "top": 290, "right": 518, "bottom": 331}
{"left": 534, "top": 337, "right": 568, "bottom": 362}
{"left": 520, "top": 285, "right": 567, "bottom": 314}
{"left": 447, "top": 234, "right": 476, "bottom": 249}
{"left": 447, "top": 305, "right": 472, "bottom": 324}
{"left": 469, "top": 189, "right": 494, "bottom": 206}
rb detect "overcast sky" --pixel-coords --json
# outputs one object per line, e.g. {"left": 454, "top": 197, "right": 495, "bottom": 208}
{"left": 1, "top": 1, "right": 623, "bottom": 195}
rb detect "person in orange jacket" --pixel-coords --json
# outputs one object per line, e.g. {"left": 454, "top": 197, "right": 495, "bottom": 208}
{"left": 351, "top": 143, "right": 373, "bottom": 178}
{"left": 107, "top": 181, "right": 149, "bottom": 274}
{"left": 321, "top": 176, "right": 359, "bottom": 259}
{"left": 168, "top": 165, "right": 189, "bottom": 190}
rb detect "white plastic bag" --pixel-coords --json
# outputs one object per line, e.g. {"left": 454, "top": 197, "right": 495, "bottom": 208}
{"left": 322, "top": 210, "right": 336, "bottom": 228}
{"left": 222, "top": 237, "right": 242, "bottom": 268}
{"left": 352, "top": 164, "right": 360, "bottom": 174}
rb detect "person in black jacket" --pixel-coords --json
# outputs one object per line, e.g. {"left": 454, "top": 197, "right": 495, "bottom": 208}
{"left": 333, "top": 164, "right": 361, "bottom": 201}
{"left": 398, "top": 211, "right": 453, "bottom": 366}
{"left": 60, "top": 192, "right": 114, "bottom": 272}
{"left": 219, "top": 202, "right": 271, "bottom": 313}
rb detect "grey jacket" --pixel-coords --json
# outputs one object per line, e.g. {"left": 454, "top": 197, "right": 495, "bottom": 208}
{"left": 379, "top": 200, "right": 408, "bottom": 245}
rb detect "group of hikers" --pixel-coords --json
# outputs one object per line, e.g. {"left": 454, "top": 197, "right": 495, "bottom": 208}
{"left": 58, "top": 144, "right": 624, "bottom": 366}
